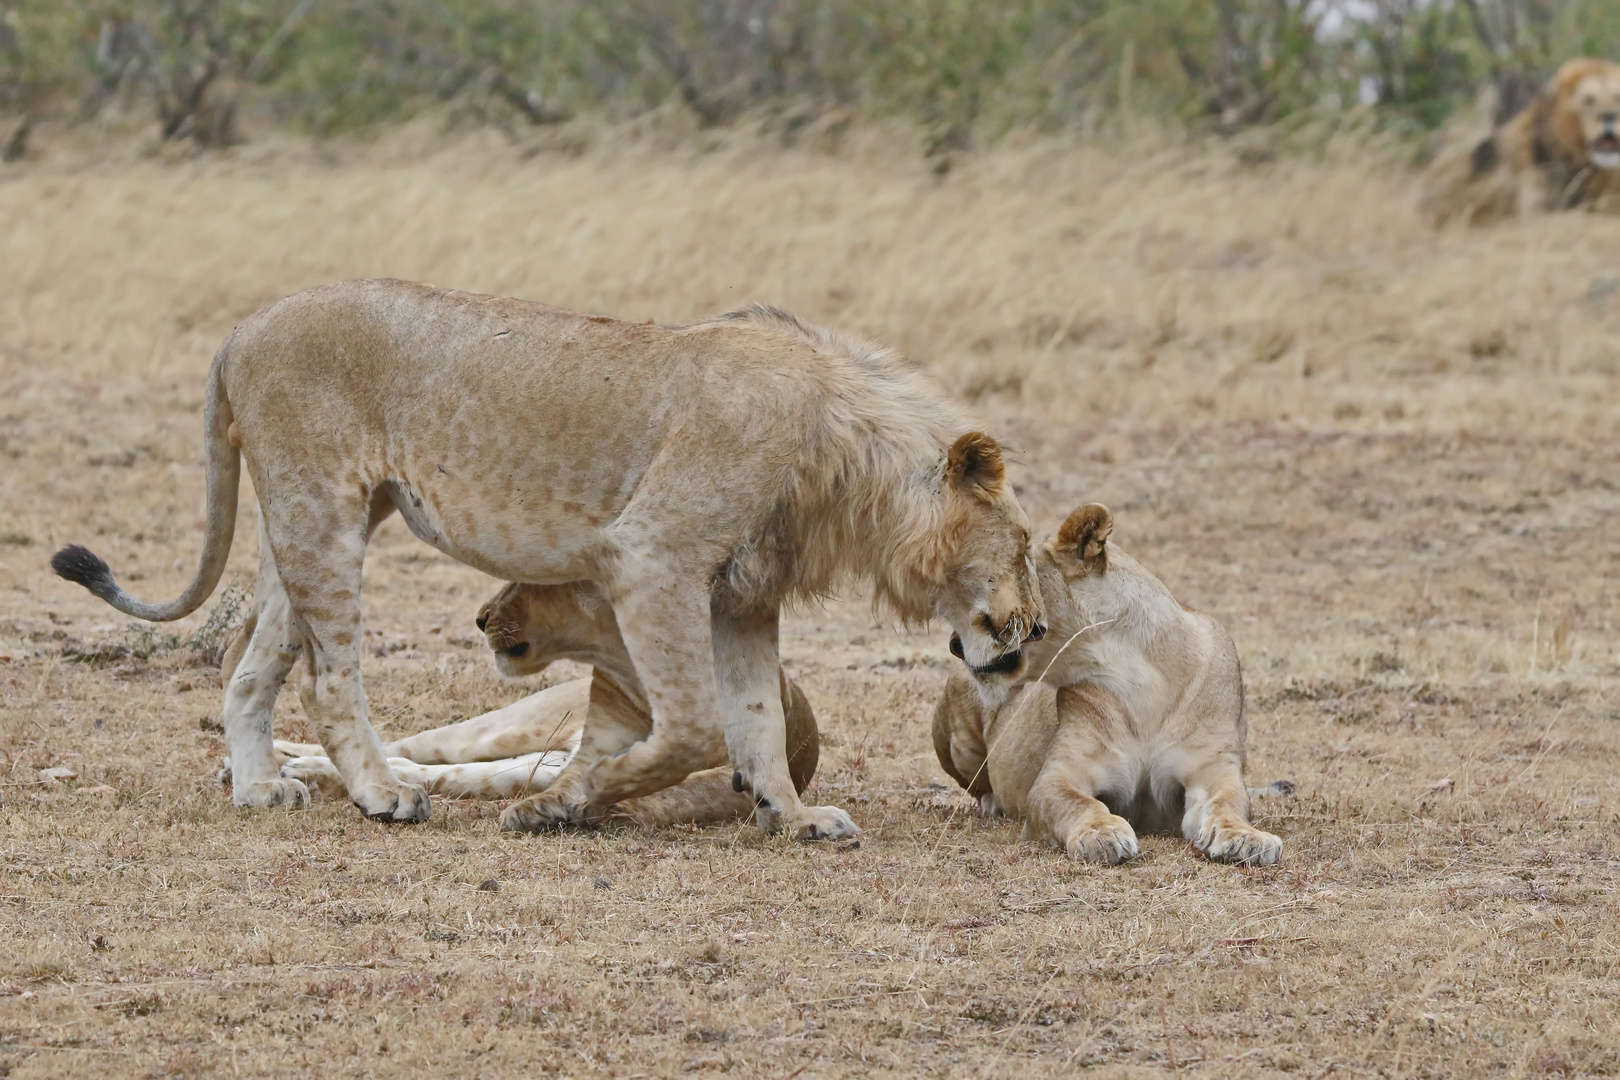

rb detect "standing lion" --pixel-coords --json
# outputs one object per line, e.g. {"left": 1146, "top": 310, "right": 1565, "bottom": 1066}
{"left": 1425, "top": 58, "right": 1620, "bottom": 224}
{"left": 51, "top": 281, "right": 1044, "bottom": 843}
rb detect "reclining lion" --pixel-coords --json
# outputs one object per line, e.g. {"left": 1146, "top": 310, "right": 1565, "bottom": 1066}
{"left": 51, "top": 281, "right": 1043, "bottom": 841}
{"left": 258, "top": 580, "right": 818, "bottom": 826}
{"left": 1427, "top": 58, "right": 1620, "bottom": 223}
{"left": 933, "top": 503, "right": 1282, "bottom": 866}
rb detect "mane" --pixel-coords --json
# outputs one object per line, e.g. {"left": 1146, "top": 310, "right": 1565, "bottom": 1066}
{"left": 702, "top": 305, "right": 976, "bottom": 624}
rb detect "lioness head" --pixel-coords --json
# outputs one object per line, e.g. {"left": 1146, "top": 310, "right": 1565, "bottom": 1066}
{"left": 954, "top": 502, "right": 1112, "bottom": 704}
{"left": 475, "top": 580, "right": 625, "bottom": 679}
{"left": 937, "top": 431, "right": 1046, "bottom": 675}
{"left": 1558, "top": 59, "right": 1620, "bottom": 169}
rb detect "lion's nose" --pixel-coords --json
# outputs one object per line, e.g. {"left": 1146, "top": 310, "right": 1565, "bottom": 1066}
{"left": 1025, "top": 622, "right": 1047, "bottom": 643}
{"left": 475, "top": 612, "right": 489, "bottom": 633}
{"left": 504, "top": 641, "right": 530, "bottom": 658}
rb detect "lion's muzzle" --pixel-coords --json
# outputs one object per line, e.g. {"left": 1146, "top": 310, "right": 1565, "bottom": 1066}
{"left": 1594, "top": 130, "right": 1620, "bottom": 169}
{"left": 948, "top": 632, "right": 1031, "bottom": 678}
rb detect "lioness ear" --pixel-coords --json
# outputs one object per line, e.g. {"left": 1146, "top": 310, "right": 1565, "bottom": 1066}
{"left": 946, "top": 431, "right": 1005, "bottom": 498}
{"left": 1052, "top": 503, "right": 1113, "bottom": 571}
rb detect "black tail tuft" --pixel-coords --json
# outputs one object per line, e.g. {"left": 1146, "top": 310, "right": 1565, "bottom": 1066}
{"left": 51, "top": 544, "right": 117, "bottom": 599}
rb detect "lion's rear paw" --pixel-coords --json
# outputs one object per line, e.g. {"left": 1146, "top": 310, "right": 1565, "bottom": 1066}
{"left": 350, "top": 780, "right": 431, "bottom": 823}
{"left": 1065, "top": 815, "right": 1138, "bottom": 864}
{"left": 1201, "top": 824, "right": 1282, "bottom": 866}
{"left": 233, "top": 776, "right": 311, "bottom": 811}
{"left": 500, "top": 791, "right": 585, "bottom": 834}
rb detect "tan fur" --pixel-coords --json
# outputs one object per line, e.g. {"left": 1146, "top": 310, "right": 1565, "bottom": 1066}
{"left": 1427, "top": 59, "right": 1620, "bottom": 224}
{"left": 57, "top": 281, "right": 1041, "bottom": 839}
{"left": 260, "top": 581, "right": 818, "bottom": 827}
{"left": 933, "top": 504, "right": 1281, "bottom": 866}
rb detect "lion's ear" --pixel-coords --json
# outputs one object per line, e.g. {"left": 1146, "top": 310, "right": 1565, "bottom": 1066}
{"left": 946, "top": 431, "right": 1006, "bottom": 499}
{"left": 1051, "top": 503, "right": 1112, "bottom": 572}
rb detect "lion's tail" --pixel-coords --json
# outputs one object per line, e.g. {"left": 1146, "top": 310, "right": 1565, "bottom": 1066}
{"left": 51, "top": 342, "right": 240, "bottom": 622}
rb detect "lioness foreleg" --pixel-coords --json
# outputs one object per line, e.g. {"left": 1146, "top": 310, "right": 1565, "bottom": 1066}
{"left": 384, "top": 693, "right": 586, "bottom": 764}
{"left": 1027, "top": 692, "right": 1137, "bottom": 864}
{"left": 1178, "top": 755, "right": 1282, "bottom": 866}
{"left": 286, "top": 751, "right": 571, "bottom": 799}
{"left": 277, "top": 682, "right": 589, "bottom": 767}
{"left": 1026, "top": 769, "right": 1139, "bottom": 864}
{"left": 714, "top": 604, "right": 857, "bottom": 841}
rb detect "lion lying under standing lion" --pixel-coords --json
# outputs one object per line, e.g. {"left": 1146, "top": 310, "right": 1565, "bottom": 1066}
{"left": 246, "top": 580, "right": 821, "bottom": 827}
{"left": 1426, "top": 58, "right": 1620, "bottom": 224}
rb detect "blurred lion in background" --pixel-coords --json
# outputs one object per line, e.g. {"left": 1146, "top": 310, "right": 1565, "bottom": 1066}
{"left": 1424, "top": 58, "right": 1620, "bottom": 225}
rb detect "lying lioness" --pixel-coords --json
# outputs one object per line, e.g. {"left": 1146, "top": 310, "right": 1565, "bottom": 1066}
{"left": 933, "top": 504, "right": 1283, "bottom": 866}
{"left": 241, "top": 581, "right": 818, "bottom": 826}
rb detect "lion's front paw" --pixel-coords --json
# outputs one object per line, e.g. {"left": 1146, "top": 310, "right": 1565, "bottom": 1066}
{"left": 1065, "top": 815, "right": 1139, "bottom": 864}
{"left": 499, "top": 791, "right": 586, "bottom": 834}
{"left": 1201, "top": 823, "right": 1282, "bottom": 866}
{"left": 768, "top": 804, "right": 860, "bottom": 842}
{"left": 350, "top": 780, "right": 431, "bottom": 823}
{"left": 232, "top": 776, "right": 311, "bottom": 811}
{"left": 279, "top": 755, "right": 346, "bottom": 797}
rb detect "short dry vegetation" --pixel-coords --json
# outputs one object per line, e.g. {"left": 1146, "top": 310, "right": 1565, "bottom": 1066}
{"left": 1, "top": 125, "right": 1618, "bottom": 1077}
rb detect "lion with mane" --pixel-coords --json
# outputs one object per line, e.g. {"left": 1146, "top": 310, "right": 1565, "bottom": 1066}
{"left": 1426, "top": 58, "right": 1620, "bottom": 224}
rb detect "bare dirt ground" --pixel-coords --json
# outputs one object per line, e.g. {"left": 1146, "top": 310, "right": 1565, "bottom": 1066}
{"left": 1, "top": 123, "right": 1618, "bottom": 1077}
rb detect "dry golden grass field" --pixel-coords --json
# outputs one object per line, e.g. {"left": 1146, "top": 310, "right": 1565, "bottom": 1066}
{"left": 1, "top": 120, "right": 1619, "bottom": 1077}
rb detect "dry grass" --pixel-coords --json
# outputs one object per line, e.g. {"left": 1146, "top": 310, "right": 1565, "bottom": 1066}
{"left": 1, "top": 123, "right": 1619, "bottom": 1077}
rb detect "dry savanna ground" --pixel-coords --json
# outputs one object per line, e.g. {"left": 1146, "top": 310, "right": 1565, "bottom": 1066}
{"left": 1, "top": 119, "right": 1618, "bottom": 1077}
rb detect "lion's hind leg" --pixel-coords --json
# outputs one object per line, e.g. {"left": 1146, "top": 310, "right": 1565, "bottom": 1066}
{"left": 267, "top": 492, "right": 429, "bottom": 823}
{"left": 221, "top": 523, "right": 309, "bottom": 810}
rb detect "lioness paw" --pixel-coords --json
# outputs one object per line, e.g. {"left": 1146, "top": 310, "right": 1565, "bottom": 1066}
{"left": 499, "top": 791, "right": 585, "bottom": 834}
{"left": 273, "top": 739, "right": 326, "bottom": 764}
{"left": 768, "top": 804, "right": 860, "bottom": 842}
{"left": 232, "top": 776, "right": 311, "bottom": 811}
{"left": 279, "top": 756, "right": 346, "bottom": 797}
{"left": 1201, "top": 824, "right": 1282, "bottom": 866}
{"left": 350, "top": 780, "right": 431, "bottom": 824}
{"left": 1065, "top": 815, "right": 1138, "bottom": 865}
